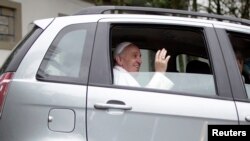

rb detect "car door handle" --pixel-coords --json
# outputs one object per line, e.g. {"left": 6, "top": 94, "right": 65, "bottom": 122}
{"left": 245, "top": 115, "right": 250, "bottom": 122}
{"left": 94, "top": 103, "right": 132, "bottom": 110}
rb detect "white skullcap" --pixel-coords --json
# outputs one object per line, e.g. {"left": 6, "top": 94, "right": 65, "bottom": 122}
{"left": 114, "top": 42, "right": 133, "bottom": 58}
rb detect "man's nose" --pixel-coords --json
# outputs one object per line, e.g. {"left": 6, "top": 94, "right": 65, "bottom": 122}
{"left": 137, "top": 57, "right": 142, "bottom": 64}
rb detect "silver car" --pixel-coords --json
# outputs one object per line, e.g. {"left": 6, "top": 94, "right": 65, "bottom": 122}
{"left": 0, "top": 6, "right": 250, "bottom": 141}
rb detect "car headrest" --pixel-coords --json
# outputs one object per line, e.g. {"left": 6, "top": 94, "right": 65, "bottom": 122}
{"left": 186, "top": 60, "right": 211, "bottom": 74}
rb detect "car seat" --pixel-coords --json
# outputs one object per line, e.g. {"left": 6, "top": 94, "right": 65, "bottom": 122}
{"left": 186, "top": 60, "right": 211, "bottom": 74}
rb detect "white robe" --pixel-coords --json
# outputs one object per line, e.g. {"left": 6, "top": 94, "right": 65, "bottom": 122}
{"left": 113, "top": 66, "right": 174, "bottom": 90}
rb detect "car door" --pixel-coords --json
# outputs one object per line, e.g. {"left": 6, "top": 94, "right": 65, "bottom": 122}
{"left": 87, "top": 17, "right": 238, "bottom": 141}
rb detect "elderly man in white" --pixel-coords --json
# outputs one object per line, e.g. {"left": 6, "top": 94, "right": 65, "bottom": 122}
{"left": 113, "top": 42, "right": 174, "bottom": 90}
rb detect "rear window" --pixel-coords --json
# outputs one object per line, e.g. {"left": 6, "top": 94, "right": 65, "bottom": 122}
{"left": 0, "top": 26, "right": 43, "bottom": 75}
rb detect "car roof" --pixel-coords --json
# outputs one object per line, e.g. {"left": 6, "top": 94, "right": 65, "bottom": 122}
{"left": 74, "top": 6, "right": 250, "bottom": 26}
{"left": 34, "top": 14, "right": 250, "bottom": 29}
{"left": 33, "top": 6, "right": 250, "bottom": 32}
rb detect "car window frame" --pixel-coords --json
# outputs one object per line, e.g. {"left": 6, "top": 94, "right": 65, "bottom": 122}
{"left": 88, "top": 18, "right": 233, "bottom": 99}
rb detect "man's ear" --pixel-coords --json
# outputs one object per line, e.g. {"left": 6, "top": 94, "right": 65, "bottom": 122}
{"left": 115, "top": 56, "right": 123, "bottom": 66}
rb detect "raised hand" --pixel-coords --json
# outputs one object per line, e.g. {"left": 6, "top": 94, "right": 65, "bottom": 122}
{"left": 155, "top": 48, "right": 171, "bottom": 72}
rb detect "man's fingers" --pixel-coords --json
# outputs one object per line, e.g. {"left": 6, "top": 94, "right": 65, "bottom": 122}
{"left": 155, "top": 50, "right": 160, "bottom": 61}
{"left": 156, "top": 48, "right": 169, "bottom": 62}
{"left": 159, "top": 48, "right": 166, "bottom": 59}
{"left": 165, "top": 55, "right": 171, "bottom": 62}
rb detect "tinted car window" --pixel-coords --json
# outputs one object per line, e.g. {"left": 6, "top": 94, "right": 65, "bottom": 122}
{"left": 0, "top": 26, "right": 42, "bottom": 75}
{"left": 43, "top": 29, "right": 86, "bottom": 77}
{"left": 37, "top": 23, "right": 94, "bottom": 84}
{"left": 228, "top": 32, "right": 250, "bottom": 98}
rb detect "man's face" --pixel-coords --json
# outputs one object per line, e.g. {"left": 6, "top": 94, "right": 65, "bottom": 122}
{"left": 118, "top": 45, "right": 142, "bottom": 72}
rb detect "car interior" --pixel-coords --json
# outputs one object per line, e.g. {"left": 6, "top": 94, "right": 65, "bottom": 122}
{"left": 111, "top": 24, "right": 211, "bottom": 73}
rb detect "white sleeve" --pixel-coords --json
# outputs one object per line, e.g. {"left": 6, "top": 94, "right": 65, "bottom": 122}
{"left": 146, "top": 72, "right": 174, "bottom": 90}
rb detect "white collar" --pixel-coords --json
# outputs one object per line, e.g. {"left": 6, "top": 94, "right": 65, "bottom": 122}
{"left": 114, "top": 65, "right": 128, "bottom": 73}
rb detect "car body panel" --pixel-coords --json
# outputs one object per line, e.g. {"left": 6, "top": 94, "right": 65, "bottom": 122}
{"left": 34, "top": 18, "right": 54, "bottom": 29}
{"left": 0, "top": 81, "right": 87, "bottom": 141}
{"left": 235, "top": 101, "right": 250, "bottom": 125}
{"left": 87, "top": 86, "right": 238, "bottom": 141}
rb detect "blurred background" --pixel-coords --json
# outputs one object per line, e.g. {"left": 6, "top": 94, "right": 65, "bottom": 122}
{"left": 0, "top": 0, "right": 249, "bottom": 66}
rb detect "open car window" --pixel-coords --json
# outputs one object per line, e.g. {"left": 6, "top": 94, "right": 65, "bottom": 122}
{"left": 111, "top": 24, "right": 216, "bottom": 96}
